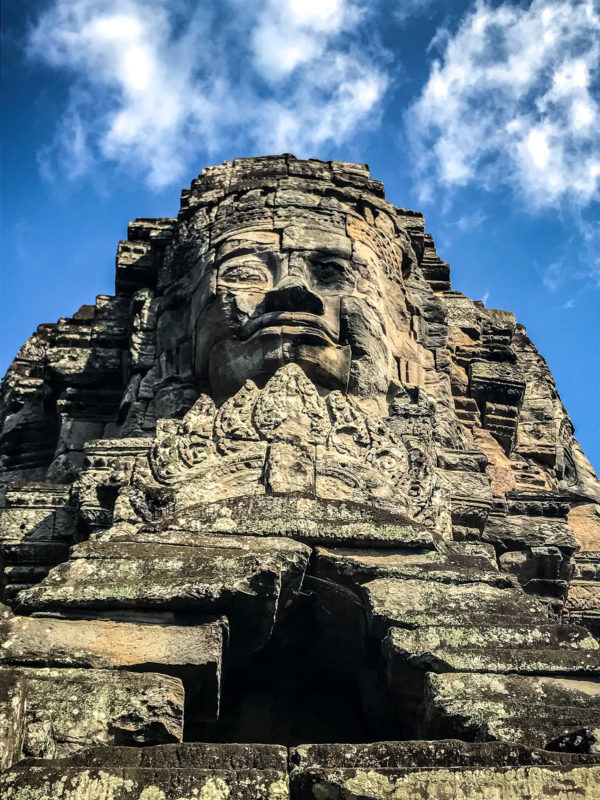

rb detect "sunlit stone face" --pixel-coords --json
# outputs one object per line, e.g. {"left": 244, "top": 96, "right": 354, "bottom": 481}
{"left": 192, "top": 209, "right": 415, "bottom": 401}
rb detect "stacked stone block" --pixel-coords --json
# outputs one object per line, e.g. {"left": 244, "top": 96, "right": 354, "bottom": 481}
{"left": 1, "top": 155, "right": 599, "bottom": 797}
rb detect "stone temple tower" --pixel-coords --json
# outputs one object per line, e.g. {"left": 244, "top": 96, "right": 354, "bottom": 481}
{"left": 1, "top": 156, "right": 600, "bottom": 797}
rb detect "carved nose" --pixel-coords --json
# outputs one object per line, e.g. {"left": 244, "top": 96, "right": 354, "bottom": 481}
{"left": 263, "top": 276, "right": 324, "bottom": 315}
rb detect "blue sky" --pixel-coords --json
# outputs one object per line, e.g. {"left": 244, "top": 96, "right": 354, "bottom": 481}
{"left": 2, "top": 0, "right": 599, "bottom": 469}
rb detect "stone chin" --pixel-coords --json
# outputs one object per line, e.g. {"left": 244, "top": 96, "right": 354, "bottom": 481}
{"left": 208, "top": 325, "right": 351, "bottom": 400}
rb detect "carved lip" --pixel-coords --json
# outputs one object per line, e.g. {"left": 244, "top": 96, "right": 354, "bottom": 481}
{"left": 241, "top": 312, "right": 338, "bottom": 342}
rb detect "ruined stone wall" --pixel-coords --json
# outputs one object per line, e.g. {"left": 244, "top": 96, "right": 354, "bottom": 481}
{"left": 1, "top": 156, "right": 600, "bottom": 798}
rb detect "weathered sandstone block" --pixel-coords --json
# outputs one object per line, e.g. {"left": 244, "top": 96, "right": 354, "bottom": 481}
{"left": 1, "top": 667, "right": 184, "bottom": 758}
{"left": 1, "top": 743, "right": 289, "bottom": 800}
{"left": 289, "top": 740, "right": 600, "bottom": 800}
{"left": 0, "top": 668, "right": 26, "bottom": 770}
{"left": 422, "top": 672, "right": 600, "bottom": 751}
{"left": 158, "top": 495, "right": 434, "bottom": 548}
{"left": 0, "top": 610, "right": 223, "bottom": 721}
{"left": 1, "top": 155, "right": 600, "bottom": 778}
{"left": 16, "top": 532, "right": 310, "bottom": 654}
{"left": 362, "top": 577, "right": 550, "bottom": 638}
{"left": 384, "top": 622, "right": 600, "bottom": 678}
{"left": 313, "top": 542, "right": 512, "bottom": 589}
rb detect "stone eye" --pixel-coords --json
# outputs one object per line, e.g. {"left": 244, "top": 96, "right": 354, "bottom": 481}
{"left": 220, "top": 262, "right": 270, "bottom": 286}
{"left": 314, "top": 260, "right": 347, "bottom": 287}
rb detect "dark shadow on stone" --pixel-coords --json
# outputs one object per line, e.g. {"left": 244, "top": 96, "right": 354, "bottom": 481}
{"left": 187, "top": 592, "right": 396, "bottom": 746}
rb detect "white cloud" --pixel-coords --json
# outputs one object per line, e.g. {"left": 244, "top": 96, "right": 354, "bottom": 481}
{"left": 577, "top": 214, "right": 600, "bottom": 285}
{"left": 27, "top": 0, "right": 388, "bottom": 188}
{"left": 249, "top": 0, "right": 359, "bottom": 79}
{"left": 410, "top": 0, "right": 600, "bottom": 209}
{"left": 255, "top": 53, "right": 387, "bottom": 153}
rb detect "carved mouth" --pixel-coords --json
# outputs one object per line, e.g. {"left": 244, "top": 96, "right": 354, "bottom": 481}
{"left": 241, "top": 312, "right": 339, "bottom": 342}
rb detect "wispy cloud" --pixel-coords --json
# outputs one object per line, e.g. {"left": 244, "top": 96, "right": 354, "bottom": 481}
{"left": 410, "top": 0, "right": 600, "bottom": 210}
{"left": 27, "top": 0, "right": 389, "bottom": 188}
{"left": 456, "top": 209, "right": 487, "bottom": 232}
{"left": 395, "top": 0, "right": 435, "bottom": 26}
{"left": 575, "top": 212, "right": 600, "bottom": 285}
{"left": 541, "top": 211, "right": 600, "bottom": 291}
{"left": 543, "top": 259, "right": 566, "bottom": 292}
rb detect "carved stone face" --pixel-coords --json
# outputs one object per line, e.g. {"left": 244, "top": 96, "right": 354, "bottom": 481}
{"left": 193, "top": 213, "right": 416, "bottom": 401}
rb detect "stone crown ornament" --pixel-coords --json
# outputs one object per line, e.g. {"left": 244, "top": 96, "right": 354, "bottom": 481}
{"left": 1, "top": 156, "right": 600, "bottom": 799}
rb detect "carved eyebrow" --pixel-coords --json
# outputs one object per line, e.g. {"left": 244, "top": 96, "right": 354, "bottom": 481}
{"left": 219, "top": 254, "right": 273, "bottom": 269}
{"left": 220, "top": 258, "right": 267, "bottom": 269}
{"left": 218, "top": 261, "right": 274, "bottom": 287}
{"left": 216, "top": 248, "right": 282, "bottom": 270}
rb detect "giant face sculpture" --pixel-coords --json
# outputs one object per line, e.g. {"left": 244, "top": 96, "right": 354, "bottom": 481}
{"left": 137, "top": 188, "right": 438, "bottom": 527}
{"left": 191, "top": 207, "right": 419, "bottom": 403}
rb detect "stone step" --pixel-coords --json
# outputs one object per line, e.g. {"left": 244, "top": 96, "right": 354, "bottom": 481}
{"left": 386, "top": 620, "right": 597, "bottom": 652}
{"left": 1, "top": 542, "right": 70, "bottom": 567}
{"left": 4, "top": 565, "right": 52, "bottom": 584}
{"left": 3, "top": 584, "right": 34, "bottom": 603}
{"left": 0, "top": 666, "right": 184, "bottom": 761}
{"left": 1, "top": 743, "right": 289, "bottom": 800}
{"left": 312, "top": 544, "right": 513, "bottom": 590}
{"left": 289, "top": 740, "right": 600, "bottom": 800}
{"left": 165, "top": 494, "right": 434, "bottom": 549}
{"left": 0, "top": 607, "right": 223, "bottom": 723}
{"left": 15, "top": 532, "right": 310, "bottom": 655}
{"left": 422, "top": 672, "right": 600, "bottom": 751}
{"left": 384, "top": 623, "right": 600, "bottom": 678}
{"left": 483, "top": 514, "right": 577, "bottom": 553}
{"left": 361, "top": 577, "right": 550, "bottom": 639}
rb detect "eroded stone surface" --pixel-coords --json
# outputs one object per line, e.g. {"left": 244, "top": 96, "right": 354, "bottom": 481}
{"left": 0, "top": 668, "right": 25, "bottom": 770}
{"left": 1, "top": 155, "right": 600, "bottom": 776}
{"left": 16, "top": 532, "right": 309, "bottom": 654}
{"left": 422, "top": 672, "right": 600, "bottom": 751}
{"left": 155, "top": 495, "right": 433, "bottom": 548}
{"left": 2, "top": 158, "right": 597, "bottom": 559}
{"left": 384, "top": 622, "right": 600, "bottom": 677}
{"left": 569, "top": 505, "right": 600, "bottom": 552}
{"left": 4, "top": 667, "right": 184, "bottom": 758}
{"left": 0, "top": 613, "right": 223, "bottom": 721}
{"left": 1, "top": 743, "right": 289, "bottom": 800}
{"left": 289, "top": 740, "right": 600, "bottom": 800}
{"left": 313, "top": 543, "right": 511, "bottom": 589}
{"left": 363, "top": 577, "right": 550, "bottom": 638}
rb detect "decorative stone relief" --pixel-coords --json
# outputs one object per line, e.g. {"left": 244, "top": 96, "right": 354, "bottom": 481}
{"left": 1, "top": 156, "right": 600, "bottom": 791}
{"left": 141, "top": 364, "right": 438, "bottom": 528}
